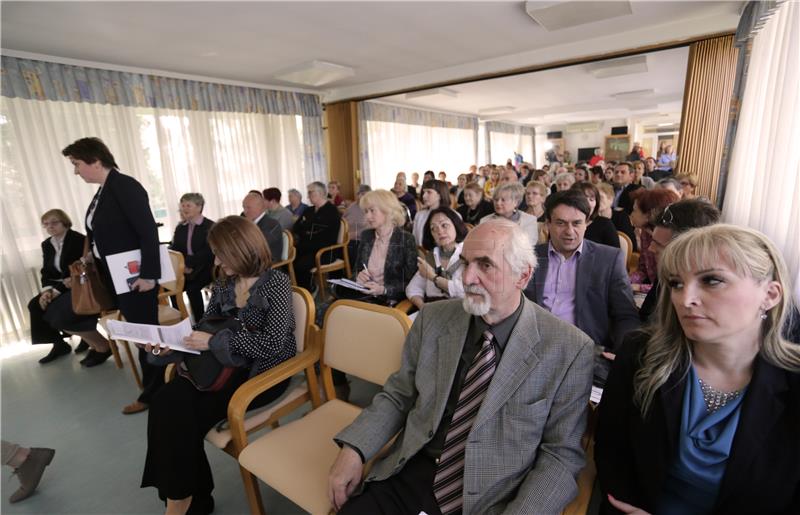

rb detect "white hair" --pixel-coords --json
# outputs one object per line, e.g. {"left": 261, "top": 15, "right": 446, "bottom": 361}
{"left": 478, "top": 218, "right": 537, "bottom": 281}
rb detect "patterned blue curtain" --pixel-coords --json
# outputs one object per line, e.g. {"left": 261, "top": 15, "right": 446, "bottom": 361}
{"left": 0, "top": 56, "right": 327, "bottom": 178}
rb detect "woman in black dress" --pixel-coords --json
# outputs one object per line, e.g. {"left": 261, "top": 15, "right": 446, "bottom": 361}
{"left": 574, "top": 181, "right": 619, "bottom": 248}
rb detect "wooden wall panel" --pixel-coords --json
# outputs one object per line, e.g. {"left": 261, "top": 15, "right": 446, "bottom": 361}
{"left": 677, "top": 35, "right": 738, "bottom": 204}
{"left": 324, "top": 101, "right": 359, "bottom": 200}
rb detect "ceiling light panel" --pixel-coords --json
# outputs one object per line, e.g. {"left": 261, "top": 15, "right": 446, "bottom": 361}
{"left": 405, "top": 88, "right": 459, "bottom": 100}
{"left": 525, "top": 1, "right": 632, "bottom": 31}
{"left": 586, "top": 55, "right": 648, "bottom": 79}
{"left": 273, "top": 60, "right": 355, "bottom": 87}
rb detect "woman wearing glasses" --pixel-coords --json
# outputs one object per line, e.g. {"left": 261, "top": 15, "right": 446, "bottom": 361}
{"left": 27, "top": 209, "right": 93, "bottom": 363}
{"left": 595, "top": 224, "right": 800, "bottom": 514}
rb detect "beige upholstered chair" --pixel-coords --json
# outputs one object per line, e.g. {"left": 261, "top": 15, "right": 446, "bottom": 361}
{"left": 271, "top": 230, "right": 297, "bottom": 285}
{"left": 311, "top": 219, "right": 351, "bottom": 300}
{"left": 235, "top": 300, "right": 411, "bottom": 515}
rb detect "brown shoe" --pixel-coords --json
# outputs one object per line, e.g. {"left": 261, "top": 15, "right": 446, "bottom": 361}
{"left": 121, "top": 401, "right": 148, "bottom": 415}
{"left": 9, "top": 448, "right": 55, "bottom": 503}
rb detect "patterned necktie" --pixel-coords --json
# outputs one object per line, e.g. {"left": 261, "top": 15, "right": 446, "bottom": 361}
{"left": 433, "top": 330, "right": 498, "bottom": 514}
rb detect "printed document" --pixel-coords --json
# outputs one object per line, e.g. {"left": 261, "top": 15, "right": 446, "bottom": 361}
{"left": 105, "top": 318, "right": 199, "bottom": 354}
{"left": 105, "top": 245, "right": 176, "bottom": 295}
{"left": 327, "top": 278, "right": 370, "bottom": 293}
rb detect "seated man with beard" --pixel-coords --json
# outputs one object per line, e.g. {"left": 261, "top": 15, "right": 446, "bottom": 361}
{"left": 328, "top": 218, "right": 594, "bottom": 515}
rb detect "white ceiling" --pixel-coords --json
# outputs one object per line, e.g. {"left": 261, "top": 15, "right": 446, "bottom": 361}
{"left": 381, "top": 46, "right": 689, "bottom": 124}
{"left": 1, "top": 1, "right": 740, "bottom": 103}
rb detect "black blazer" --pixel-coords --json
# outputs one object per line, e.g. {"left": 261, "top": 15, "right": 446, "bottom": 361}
{"left": 595, "top": 333, "right": 800, "bottom": 515}
{"left": 352, "top": 228, "right": 417, "bottom": 301}
{"left": 585, "top": 217, "right": 620, "bottom": 249}
{"left": 457, "top": 200, "right": 494, "bottom": 226}
{"left": 292, "top": 201, "right": 341, "bottom": 257}
{"left": 524, "top": 239, "right": 640, "bottom": 350}
{"left": 86, "top": 169, "right": 161, "bottom": 280}
{"left": 40, "top": 229, "right": 85, "bottom": 293}
{"left": 169, "top": 217, "right": 215, "bottom": 289}
{"left": 255, "top": 214, "right": 283, "bottom": 264}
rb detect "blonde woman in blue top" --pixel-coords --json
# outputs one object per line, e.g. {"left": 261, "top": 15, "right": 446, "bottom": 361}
{"left": 595, "top": 224, "right": 800, "bottom": 515}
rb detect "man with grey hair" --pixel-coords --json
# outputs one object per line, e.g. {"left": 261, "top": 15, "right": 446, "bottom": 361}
{"left": 329, "top": 218, "right": 593, "bottom": 514}
{"left": 241, "top": 191, "right": 283, "bottom": 263}
{"left": 286, "top": 188, "right": 308, "bottom": 218}
{"left": 292, "top": 181, "right": 342, "bottom": 291}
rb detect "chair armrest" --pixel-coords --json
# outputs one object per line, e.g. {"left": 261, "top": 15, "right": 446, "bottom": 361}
{"left": 227, "top": 343, "right": 321, "bottom": 456}
{"left": 314, "top": 243, "right": 346, "bottom": 268}
{"left": 394, "top": 299, "right": 414, "bottom": 314}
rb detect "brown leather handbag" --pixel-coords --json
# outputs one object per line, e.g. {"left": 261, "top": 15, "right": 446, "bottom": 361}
{"left": 69, "top": 240, "right": 115, "bottom": 315}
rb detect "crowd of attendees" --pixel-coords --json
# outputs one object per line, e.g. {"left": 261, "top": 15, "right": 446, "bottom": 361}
{"left": 17, "top": 136, "right": 800, "bottom": 514}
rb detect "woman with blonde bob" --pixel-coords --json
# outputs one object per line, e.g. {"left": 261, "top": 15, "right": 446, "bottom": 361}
{"left": 141, "top": 216, "right": 296, "bottom": 515}
{"left": 595, "top": 224, "right": 800, "bottom": 515}
{"left": 343, "top": 189, "right": 417, "bottom": 305}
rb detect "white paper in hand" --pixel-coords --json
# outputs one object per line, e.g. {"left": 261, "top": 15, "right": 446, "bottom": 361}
{"left": 105, "top": 318, "right": 200, "bottom": 354}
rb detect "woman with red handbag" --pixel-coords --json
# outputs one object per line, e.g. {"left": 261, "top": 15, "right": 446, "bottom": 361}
{"left": 140, "top": 216, "right": 295, "bottom": 515}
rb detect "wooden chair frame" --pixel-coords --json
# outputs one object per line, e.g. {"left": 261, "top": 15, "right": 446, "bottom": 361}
{"left": 227, "top": 287, "right": 324, "bottom": 513}
{"left": 233, "top": 299, "right": 410, "bottom": 515}
{"left": 271, "top": 230, "right": 297, "bottom": 285}
{"left": 313, "top": 219, "right": 351, "bottom": 300}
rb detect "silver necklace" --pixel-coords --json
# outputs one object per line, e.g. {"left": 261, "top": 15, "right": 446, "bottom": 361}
{"left": 698, "top": 378, "right": 743, "bottom": 413}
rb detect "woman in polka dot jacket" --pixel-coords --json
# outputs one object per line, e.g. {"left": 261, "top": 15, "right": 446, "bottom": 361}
{"left": 141, "top": 215, "right": 296, "bottom": 515}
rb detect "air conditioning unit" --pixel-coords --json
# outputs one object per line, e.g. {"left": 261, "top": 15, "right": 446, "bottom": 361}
{"left": 566, "top": 121, "right": 602, "bottom": 133}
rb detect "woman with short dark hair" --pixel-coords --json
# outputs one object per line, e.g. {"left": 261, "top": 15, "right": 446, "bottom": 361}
{"left": 574, "top": 182, "right": 619, "bottom": 249}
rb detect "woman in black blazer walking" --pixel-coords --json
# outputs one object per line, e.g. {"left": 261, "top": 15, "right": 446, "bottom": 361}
{"left": 62, "top": 137, "right": 163, "bottom": 415}
{"left": 169, "top": 193, "right": 214, "bottom": 322}
{"left": 595, "top": 225, "right": 800, "bottom": 515}
{"left": 27, "top": 209, "right": 93, "bottom": 363}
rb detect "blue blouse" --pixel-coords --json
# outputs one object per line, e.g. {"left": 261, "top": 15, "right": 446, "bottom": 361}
{"left": 658, "top": 366, "right": 747, "bottom": 514}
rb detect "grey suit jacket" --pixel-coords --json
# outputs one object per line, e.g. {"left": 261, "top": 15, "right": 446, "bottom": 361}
{"left": 336, "top": 297, "right": 594, "bottom": 514}
{"left": 256, "top": 214, "right": 283, "bottom": 262}
{"left": 525, "top": 239, "right": 640, "bottom": 351}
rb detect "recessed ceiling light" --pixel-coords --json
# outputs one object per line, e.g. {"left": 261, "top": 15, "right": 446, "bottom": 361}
{"left": 586, "top": 55, "right": 648, "bottom": 79}
{"left": 525, "top": 1, "right": 632, "bottom": 31}
{"left": 611, "top": 89, "right": 655, "bottom": 99}
{"left": 405, "top": 88, "right": 459, "bottom": 100}
{"left": 273, "top": 60, "right": 355, "bottom": 87}
{"left": 478, "top": 106, "right": 516, "bottom": 115}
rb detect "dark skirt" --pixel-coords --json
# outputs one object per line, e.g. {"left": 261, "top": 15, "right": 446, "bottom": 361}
{"left": 39, "top": 291, "right": 99, "bottom": 335}
{"left": 141, "top": 370, "right": 290, "bottom": 501}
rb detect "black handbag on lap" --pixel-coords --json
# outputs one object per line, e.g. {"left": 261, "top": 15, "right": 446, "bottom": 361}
{"left": 179, "top": 316, "right": 242, "bottom": 392}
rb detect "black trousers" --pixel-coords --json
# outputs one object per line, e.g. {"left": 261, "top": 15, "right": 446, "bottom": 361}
{"left": 339, "top": 452, "right": 443, "bottom": 515}
{"left": 141, "top": 370, "right": 290, "bottom": 501}
{"left": 115, "top": 287, "right": 164, "bottom": 404}
{"left": 33, "top": 291, "right": 98, "bottom": 341}
{"left": 28, "top": 294, "right": 64, "bottom": 344}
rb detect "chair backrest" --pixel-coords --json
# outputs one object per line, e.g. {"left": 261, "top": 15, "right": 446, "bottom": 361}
{"left": 161, "top": 250, "right": 185, "bottom": 293}
{"left": 280, "top": 231, "right": 290, "bottom": 261}
{"left": 337, "top": 218, "right": 349, "bottom": 245}
{"left": 291, "top": 286, "right": 314, "bottom": 353}
{"left": 617, "top": 231, "right": 632, "bottom": 264}
{"left": 322, "top": 300, "right": 411, "bottom": 386}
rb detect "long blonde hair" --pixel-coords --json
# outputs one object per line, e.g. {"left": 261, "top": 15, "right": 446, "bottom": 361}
{"left": 633, "top": 224, "right": 799, "bottom": 415}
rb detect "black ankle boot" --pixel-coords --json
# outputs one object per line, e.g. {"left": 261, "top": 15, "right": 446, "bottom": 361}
{"left": 39, "top": 342, "right": 71, "bottom": 364}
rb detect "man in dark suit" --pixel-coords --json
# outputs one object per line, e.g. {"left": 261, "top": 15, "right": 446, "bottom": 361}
{"left": 292, "top": 181, "right": 342, "bottom": 291}
{"left": 329, "top": 219, "right": 593, "bottom": 514}
{"left": 611, "top": 161, "right": 641, "bottom": 251}
{"left": 242, "top": 191, "right": 283, "bottom": 262}
{"left": 524, "top": 190, "right": 640, "bottom": 352}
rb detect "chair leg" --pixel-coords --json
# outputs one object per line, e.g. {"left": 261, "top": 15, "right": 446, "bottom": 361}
{"left": 316, "top": 269, "right": 328, "bottom": 301}
{"left": 287, "top": 263, "right": 297, "bottom": 286}
{"left": 239, "top": 466, "right": 267, "bottom": 515}
{"left": 122, "top": 340, "right": 144, "bottom": 391}
{"left": 108, "top": 339, "right": 123, "bottom": 369}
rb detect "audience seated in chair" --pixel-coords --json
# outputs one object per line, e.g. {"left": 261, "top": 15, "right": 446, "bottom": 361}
{"left": 285, "top": 188, "right": 308, "bottom": 219}
{"left": 574, "top": 182, "right": 619, "bottom": 249}
{"left": 343, "top": 184, "right": 371, "bottom": 260}
{"left": 479, "top": 182, "right": 540, "bottom": 248}
{"left": 262, "top": 187, "right": 295, "bottom": 231}
{"left": 628, "top": 188, "right": 680, "bottom": 286}
{"left": 392, "top": 175, "right": 417, "bottom": 220}
{"left": 169, "top": 193, "right": 215, "bottom": 322}
{"left": 28, "top": 209, "right": 92, "bottom": 363}
{"left": 328, "top": 180, "right": 344, "bottom": 207}
{"left": 336, "top": 189, "right": 417, "bottom": 307}
{"left": 524, "top": 190, "right": 640, "bottom": 354}
{"left": 595, "top": 224, "right": 800, "bottom": 515}
{"left": 241, "top": 191, "right": 283, "bottom": 265}
{"left": 329, "top": 218, "right": 594, "bottom": 514}
{"left": 412, "top": 180, "right": 456, "bottom": 248}
{"left": 637, "top": 199, "right": 721, "bottom": 323}
{"left": 292, "top": 181, "right": 342, "bottom": 291}
{"left": 406, "top": 207, "right": 468, "bottom": 311}
{"left": 457, "top": 182, "right": 494, "bottom": 226}
{"left": 140, "top": 216, "right": 296, "bottom": 515}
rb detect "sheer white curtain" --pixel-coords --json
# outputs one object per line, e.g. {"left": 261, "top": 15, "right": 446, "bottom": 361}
{"left": 489, "top": 131, "right": 534, "bottom": 165}
{"left": 0, "top": 97, "right": 306, "bottom": 343}
{"left": 362, "top": 120, "right": 476, "bottom": 189}
{"left": 722, "top": 0, "right": 800, "bottom": 275}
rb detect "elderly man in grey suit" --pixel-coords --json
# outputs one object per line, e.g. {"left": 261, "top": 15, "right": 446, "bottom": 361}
{"left": 328, "top": 218, "right": 594, "bottom": 515}
{"left": 241, "top": 191, "right": 283, "bottom": 261}
{"left": 524, "top": 190, "right": 640, "bottom": 352}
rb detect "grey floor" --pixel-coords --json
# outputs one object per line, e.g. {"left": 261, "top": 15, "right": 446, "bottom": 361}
{"left": 0, "top": 339, "right": 380, "bottom": 515}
